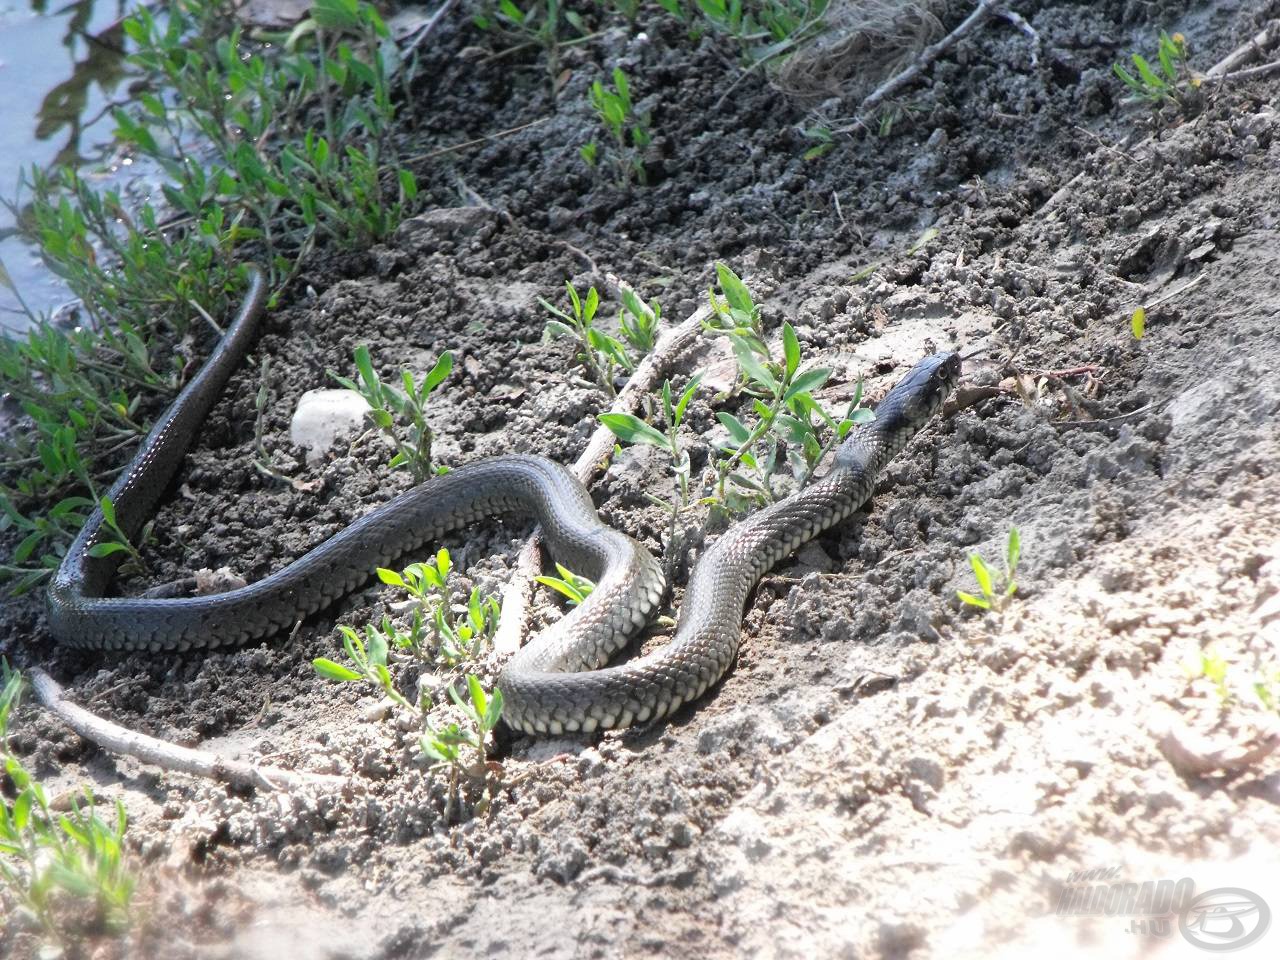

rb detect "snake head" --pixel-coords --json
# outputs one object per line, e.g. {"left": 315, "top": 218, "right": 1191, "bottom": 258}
{"left": 886, "top": 351, "right": 962, "bottom": 427}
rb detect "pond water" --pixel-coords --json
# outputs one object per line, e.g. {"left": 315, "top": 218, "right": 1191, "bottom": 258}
{"left": 0, "top": 0, "right": 133, "bottom": 330}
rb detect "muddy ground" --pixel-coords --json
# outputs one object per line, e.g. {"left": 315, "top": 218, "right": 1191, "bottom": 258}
{"left": 4, "top": 0, "right": 1280, "bottom": 956}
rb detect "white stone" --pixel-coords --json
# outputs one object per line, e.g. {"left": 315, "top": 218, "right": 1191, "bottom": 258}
{"left": 289, "top": 389, "right": 371, "bottom": 464}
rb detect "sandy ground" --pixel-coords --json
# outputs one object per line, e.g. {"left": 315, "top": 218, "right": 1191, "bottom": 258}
{"left": 3, "top": 0, "right": 1280, "bottom": 957}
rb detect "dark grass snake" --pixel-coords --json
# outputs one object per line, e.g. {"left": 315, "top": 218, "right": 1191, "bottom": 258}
{"left": 46, "top": 265, "right": 961, "bottom": 735}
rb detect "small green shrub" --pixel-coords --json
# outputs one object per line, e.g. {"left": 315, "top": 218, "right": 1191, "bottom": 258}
{"left": 1114, "top": 31, "right": 1198, "bottom": 110}
{"left": 330, "top": 345, "right": 453, "bottom": 481}
{"left": 702, "top": 263, "right": 870, "bottom": 510}
{"left": 584, "top": 67, "right": 653, "bottom": 186}
{"left": 541, "top": 281, "right": 661, "bottom": 396}
{"left": 0, "top": 667, "right": 135, "bottom": 946}
{"left": 957, "top": 527, "right": 1021, "bottom": 612}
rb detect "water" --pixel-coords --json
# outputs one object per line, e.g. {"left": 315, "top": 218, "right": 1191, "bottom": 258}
{"left": 0, "top": 0, "right": 133, "bottom": 330}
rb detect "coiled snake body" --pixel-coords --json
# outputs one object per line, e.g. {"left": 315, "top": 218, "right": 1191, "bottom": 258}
{"left": 46, "top": 266, "right": 960, "bottom": 735}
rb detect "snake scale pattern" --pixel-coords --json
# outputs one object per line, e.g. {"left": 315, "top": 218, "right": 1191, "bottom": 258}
{"left": 46, "top": 265, "right": 960, "bottom": 735}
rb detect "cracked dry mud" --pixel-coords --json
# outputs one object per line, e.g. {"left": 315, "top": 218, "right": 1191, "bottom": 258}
{"left": 3, "top": 1, "right": 1280, "bottom": 957}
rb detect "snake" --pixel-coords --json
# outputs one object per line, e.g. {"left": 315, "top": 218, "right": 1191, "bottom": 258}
{"left": 46, "top": 263, "right": 961, "bottom": 736}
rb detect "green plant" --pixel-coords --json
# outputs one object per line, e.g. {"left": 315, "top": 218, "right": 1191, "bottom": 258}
{"left": 585, "top": 67, "right": 653, "bottom": 185}
{"left": 541, "top": 281, "right": 660, "bottom": 396}
{"left": 957, "top": 527, "right": 1021, "bottom": 612}
{"left": 420, "top": 675, "right": 505, "bottom": 819}
{"left": 378, "top": 550, "right": 502, "bottom": 666}
{"left": 474, "top": 0, "right": 590, "bottom": 102}
{"left": 420, "top": 675, "right": 505, "bottom": 770}
{"left": 1114, "top": 31, "right": 1198, "bottom": 109}
{"left": 118, "top": 0, "right": 417, "bottom": 260}
{"left": 313, "top": 621, "right": 415, "bottom": 710}
{"left": 0, "top": 667, "right": 135, "bottom": 945}
{"left": 2, "top": 0, "right": 420, "bottom": 594}
{"left": 801, "top": 124, "right": 834, "bottom": 160}
{"left": 534, "top": 563, "right": 597, "bottom": 606}
{"left": 84, "top": 495, "right": 149, "bottom": 575}
{"left": 618, "top": 285, "right": 662, "bottom": 355}
{"left": 330, "top": 344, "right": 453, "bottom": 481}
{"left": 600, "top": 373, "right": 702, "bottom": 567}
{"left": 1180, "top": 648, "right": 1280, "bottom": 711}
{"left": 702, "top": 263, "right": 870, "bottom": 510}
{"left": 694, "top": 0, "right": 829, "bottom": 65}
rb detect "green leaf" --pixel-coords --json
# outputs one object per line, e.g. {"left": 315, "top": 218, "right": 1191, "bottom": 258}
{"left": 1113, "top": 62, "right": 1144, "bottom": 95}
{"left": 1132, "top": 53, "right": 1162, "bottom": 90}
{"left": 436, "top": 548, "right": 451, "bottom": 580}
{"left": 781, "top": 322, "right": 800, "bottom": 378}
{"left": 772, "top": 413, "right": 810, "bottom": 444}
{"left": 783, "top": 367, "right": 831, "bottom": 404}
{"left": 716, "top": 411, "right": 751, "bottom": 444}
{"left": 87, "top": 542, "right": 130, "bottom": 559}
{"left": 599, "top": 413, "right": 671, "bottom": 450}
{"left": 969, "top": 553, "right": 995, "bottom": 598}
{"left": 313, "top": 658, "right": 362, "bottom": 681}
{"left": 730, "top": 337, "right": 778, "bottom": 394}
{"left": 1006, "top": 527, "right": 1021, "bottom": 576}
{"left": 674, "top": 373, "right": 703, "bottom": 426}
{"left": 99, "top": 496, "right": 117, "bottom": 528}
{"left": 715, "top": 262, "right": 754, "bottom": 318}
{"left": 543, "top": 319, "right": 576, "bottom": 341}
{"left": 422, "top": 352, "right": 453, "bottom": 393}
{"left": 366, "top": 625, "right": 388, "bottom": 666}
{"left": 483, "top": 687, "right": 504, "bottom": 729}
{"left": 376, "top": 567, "right": 404, "bottom": 587}
{"left": 535, "top": 575, "right": 583, "bottom": 605}
{"left": 956, "top": 591, "right": 991, "bottom": 610}
{"left": 14, "top": 531, "right": 43, "bottom": 564}
{"left": 310, "top": 0, "right": 362, "bottom": 32}
{"left": 1158, "top": 38, "right": 1176, "bottom": 82}
{"left": 1130, "top": 306, "right": 1146, "bottom": 339}
{"left": 354, "top": 344, "right": 378, "bottom": 393}
{"left": 391, "top": 166, "right": 417, "bottom": 201}
{"left": 466, "top": 674, "right": 487, "bottom": 715}
{"left": 12, "top": 789, "right": 31, "bottom": 831}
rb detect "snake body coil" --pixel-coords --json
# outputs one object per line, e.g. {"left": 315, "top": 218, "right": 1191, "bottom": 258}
{"left": 46, "top": 266, "right": 959, "bottom": 735}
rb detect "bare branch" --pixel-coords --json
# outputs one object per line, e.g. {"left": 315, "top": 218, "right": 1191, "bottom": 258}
{"left": 29, "top": 668, "right": 348, "bottom": 793}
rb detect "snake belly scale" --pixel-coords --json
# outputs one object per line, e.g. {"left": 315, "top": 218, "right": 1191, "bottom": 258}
{"left": 46, "top": 265, "right": 960, "bottom": 735}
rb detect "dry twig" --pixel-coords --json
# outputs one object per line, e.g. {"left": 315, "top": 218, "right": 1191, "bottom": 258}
{"left": 834, "top": 0, "right": 1000, "bottom": 133}
{"left": 29, "top": 668, "right": 348, "bottom": 792}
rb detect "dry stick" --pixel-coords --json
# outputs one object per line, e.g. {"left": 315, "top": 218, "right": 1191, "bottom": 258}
{"left": 994, "top": 6, "right": 1040, "bottom": 68}
{"left": 1039, "top": 20, "right": 1280, "bottom": 214}
{"left": 29, "top": 668, "right": 348, "bottom": 793}
{"left": 401, "top": 117, "right": 552, "bottom": 166}
{"left": 492, "top": 283, "right": 724, "bottom": 655}
{"left": 1218, "top": 58, "right": 1280, "bottom": 82}
{"left": 834, "top": 0, "right": 1000, "bottom": 134}
{"left": 402, "top": 0, "right": 460, "bottom": 57}
{"left": 1204, "top": 20, "right": 1280, "bottom": 78}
